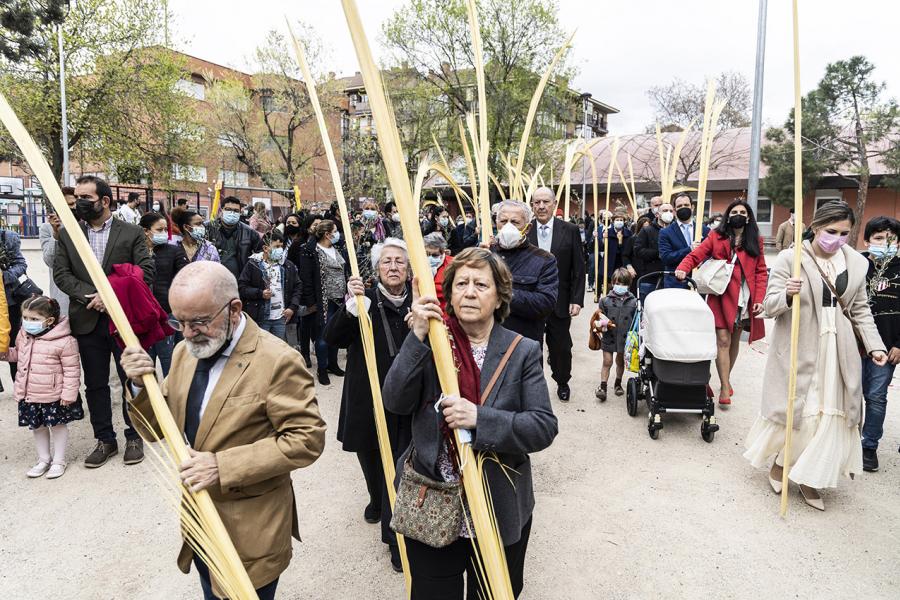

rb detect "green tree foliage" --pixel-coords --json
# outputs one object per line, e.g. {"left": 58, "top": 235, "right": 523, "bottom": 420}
{"left": 206, "top": 27, "right": 332, "bottom": 196}
{"left": 762, "top": 56, "right": 899, "bottom": 243}
{"left": 0, "top": 0, "right": 201, "bottom": 186}
{"left": 383, "top": 0, "right": 577, "bottom": 180}
{"left": 0, "top": 0, "right": 66, "bottom": 61}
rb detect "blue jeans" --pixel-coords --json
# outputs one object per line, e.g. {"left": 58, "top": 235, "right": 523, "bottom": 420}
{"left": 148, "top": 334, "right": 175, "bottom": 378}
{"left": 861, "top": 359, "right": 896, "bottom": 450}
{"left": 258, "top": 316, "right": 287, "bottom": 340}
{"left": 315, "top": 299, "right": 341, "bottom": 371}
{"left": 194, "top": 557, "right": 278, "bottom": 600}
{"left": 638, "top": 281, "right": 657, "bottom": 301}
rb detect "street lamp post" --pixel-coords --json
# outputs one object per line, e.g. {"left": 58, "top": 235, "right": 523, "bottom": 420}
{"left": 747, "top": 0, "right": 768, "bottom": 215}
{"left": 58, "top": 24, "right": 69, "bottom": 185}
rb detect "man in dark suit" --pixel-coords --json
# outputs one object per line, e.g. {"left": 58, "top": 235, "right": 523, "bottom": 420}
{"left": 448, "top": 209, "right": 479, "bottom": 255}
{"left": 659, "top": 194, "right": 709, "bottom": 288}
{"left": 54, "top": 175, "right": 155, "bottom": 468}
{"left": 526, "top": 187, "right": 585, "bottom": 401}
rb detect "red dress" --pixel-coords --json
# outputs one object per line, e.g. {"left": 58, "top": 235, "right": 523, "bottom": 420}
{"left": 676, "top": 232, "right": 769, "bottom": 343}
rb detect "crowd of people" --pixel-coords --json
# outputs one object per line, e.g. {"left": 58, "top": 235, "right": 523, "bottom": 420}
{"left": 1, "top": 173, "right": 897, "bottom": 599}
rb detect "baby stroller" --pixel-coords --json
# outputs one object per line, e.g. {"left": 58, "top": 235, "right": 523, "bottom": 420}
{"left": 626, "top": 272, "right": 720, "bottom": 442}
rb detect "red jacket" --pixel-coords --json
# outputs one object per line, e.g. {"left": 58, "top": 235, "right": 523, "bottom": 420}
{"left": 677, "top": 232, "right": 769, "bottom": 343}
{"left": 435, "top": 254, "right": 454, "bottom": 313}
{"left": 107, "top": 263, "right": 174, "bottom": 350}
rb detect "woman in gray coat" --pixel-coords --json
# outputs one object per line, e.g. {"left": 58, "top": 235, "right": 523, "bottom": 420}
{"left": 744, "top": 201, "right": 887, "bottom": 511}
{"left": 382, "top": 247, "right": 557, "bottom": 600}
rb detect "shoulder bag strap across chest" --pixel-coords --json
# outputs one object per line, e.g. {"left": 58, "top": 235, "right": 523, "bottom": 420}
{"left": 479, "top": 335, "right": 524, "bottom": 404}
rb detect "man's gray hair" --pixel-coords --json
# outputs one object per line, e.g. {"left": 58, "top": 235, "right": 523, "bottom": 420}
{"left": 423, "top": 232, "right": 447, "bottom": 251}
{"left": 171, "top": 261, "right": 239, "bottom": 305}
{"left": 371, "top": 237, "right": 408, "bottom": 268}
{"left": 496, "top": 199, "right": 533, "bottom": 223}
{"left": 532, "top": 187, "right": 556, "bottom": 202}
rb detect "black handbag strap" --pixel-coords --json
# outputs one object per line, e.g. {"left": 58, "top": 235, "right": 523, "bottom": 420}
{"left": 375, "top": 289, "right": 399, "bottom": 358}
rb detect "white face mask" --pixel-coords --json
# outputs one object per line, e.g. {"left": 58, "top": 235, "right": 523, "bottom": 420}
{"left": 660, "top": 212, "right": 674, "bottom": 224}
{"left": 152, "top": 203, "right": 160, "bottom": 211}
{"left": 391, "top": 213, "right": 401, "bottom": 223}
{"left": 496, "top": 221, "right": 525, "bottom": 249}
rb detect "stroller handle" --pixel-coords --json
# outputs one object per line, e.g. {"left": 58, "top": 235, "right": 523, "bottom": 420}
{"left": 635, "top": 271, "right": 698, "bottom": 301}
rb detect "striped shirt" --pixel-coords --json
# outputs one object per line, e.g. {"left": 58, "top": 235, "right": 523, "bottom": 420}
{"left": 87, "top": 215, "right": 114, "bottom": 263}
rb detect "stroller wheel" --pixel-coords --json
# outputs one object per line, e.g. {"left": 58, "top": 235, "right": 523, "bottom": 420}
{"left": 649, "top": 425, "right": 660, "bottom": 440}
{"left": 626, "top": 379, "right": 639, "bottom": 417}
{"left": 648, "top": 413, "right": 661, "bottom": 439}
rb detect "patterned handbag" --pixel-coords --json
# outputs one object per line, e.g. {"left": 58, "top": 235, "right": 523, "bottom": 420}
{"left": 390, "top": 452, "right": 463, "bottom": 548}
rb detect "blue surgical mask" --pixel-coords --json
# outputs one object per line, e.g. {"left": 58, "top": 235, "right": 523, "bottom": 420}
{"left": 363, "top": 209, "right": 378, "bottom": 220}
{"left": 332, "top": 231, "right": 341, "bottom": 244}
{"left": 152, "top": 232, "right": 168, "bottom": 246}
{"left": 221, "top": 211, "right": 240, "bottom": 226}
{"left": 869, "top": 244, "right": 898, "bottom": 260}
{"left": 22, "top": 319, "right": 47, "bottom": 336}
{"left": 189, "top": 225, "right": 206, "bottom": 241}
{"left": 438, "top": 217, "right": 449, "bottom": 227}
{"left": 613, "top": 284, "right": 628, "bottom": 296}
{"left": 614, "top": 221, "right": 624, "bottom": 230}
{"left": 428, "top": 255, "right": 443, "bottom": 269}
{"left": 269, "top": 247, "right": 285, "bottom": 262}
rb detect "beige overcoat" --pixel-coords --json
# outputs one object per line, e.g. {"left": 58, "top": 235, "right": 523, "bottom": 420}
{"left": 761, "top": 241, "right": 885, "bottom": 428}
{"left": 130, "top": 316, "right": 326, "bottom": 595}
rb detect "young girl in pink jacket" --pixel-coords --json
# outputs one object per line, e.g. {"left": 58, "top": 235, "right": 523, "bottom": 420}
{"left": 2, "top": 296, "right": 82, "bottom": 479}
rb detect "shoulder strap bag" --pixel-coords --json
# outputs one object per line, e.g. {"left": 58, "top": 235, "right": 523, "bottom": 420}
{"left": 390, "top": 335, "right": 523, "bottom": 548}
{"left": 803, "top": 247, "right": 867, "bottom": 355}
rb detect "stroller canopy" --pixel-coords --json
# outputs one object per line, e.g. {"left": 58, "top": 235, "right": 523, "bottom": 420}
{"left": 643, "top": 288, "right": 717, "bottom": 362}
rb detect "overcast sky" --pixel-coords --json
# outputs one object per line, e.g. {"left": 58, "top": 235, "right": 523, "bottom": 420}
{"left": 169, "top": 0, "right": 900, "bottom": 134}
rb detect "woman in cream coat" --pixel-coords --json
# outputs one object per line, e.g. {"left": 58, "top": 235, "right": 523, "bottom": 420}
{"left": 744, "top": 201, "right": 887, "bottom": 511}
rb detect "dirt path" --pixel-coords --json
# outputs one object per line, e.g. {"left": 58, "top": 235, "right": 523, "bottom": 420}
{"left": 1, "top": 289, "right": 898, "bottom": 599}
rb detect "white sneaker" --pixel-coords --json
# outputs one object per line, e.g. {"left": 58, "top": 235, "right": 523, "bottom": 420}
{"left": 26, "top": 462, "right": 50, "bottom": 478}
{"left": 46, "top": 463, "right": 67, "bottom": 479}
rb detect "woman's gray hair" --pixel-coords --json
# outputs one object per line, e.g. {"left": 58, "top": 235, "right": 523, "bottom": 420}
{"left": 423, "top": 231, "right": 447, "bottom": 251}
{"left": 370, "top": 237, "right": 409, "bottom": 268}
{"left": 496, "top": 199, "right": 533, "bottom": 223}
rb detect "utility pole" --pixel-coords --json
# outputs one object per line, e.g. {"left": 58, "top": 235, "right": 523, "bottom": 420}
{"left": 580, "top": 92, "right": 591, "bottom": 220}
{"left": 58, "top": 24, "right": 69, "bottom": 185}
{"left": 746, "top": 0, "right": 768, "bottom": 215}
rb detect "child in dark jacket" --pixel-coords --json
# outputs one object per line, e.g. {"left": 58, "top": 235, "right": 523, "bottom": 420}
{"left": 1, "top": 296, "right": 81, "bottom": 479}
{"left": 595, "top": 268, "right": 637, "bottom": 401}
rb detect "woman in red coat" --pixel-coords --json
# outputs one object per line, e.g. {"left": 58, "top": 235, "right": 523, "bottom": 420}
{"left": 424, "top": 231, "right": 453, "bottom": 312}
{"left": 675, "top": 199, "right": 768, "bottom": 406}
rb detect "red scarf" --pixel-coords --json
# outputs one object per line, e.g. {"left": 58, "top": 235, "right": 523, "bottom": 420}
{"left": 441, "top": 315, "right": 483, "bottom": 473}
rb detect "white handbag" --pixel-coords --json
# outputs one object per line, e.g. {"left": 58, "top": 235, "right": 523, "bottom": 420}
{"left": 694, "top": 253, "right": 738, "bottom": 295}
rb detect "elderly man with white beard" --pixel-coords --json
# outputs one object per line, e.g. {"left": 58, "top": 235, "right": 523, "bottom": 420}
{"left": 120, "top": 261, "right": 326, "bottom": 600}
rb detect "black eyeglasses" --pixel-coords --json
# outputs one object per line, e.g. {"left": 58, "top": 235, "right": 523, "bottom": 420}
{"left": 168, "top": 299, "right": 235, "bottom": 332}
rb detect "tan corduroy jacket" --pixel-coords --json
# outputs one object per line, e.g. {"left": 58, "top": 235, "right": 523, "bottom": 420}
{"left": 130, "top": 316, "right": 326, "bottom": 595}
{"left": 761, "top": 242, "right": 884, "bottom": 428}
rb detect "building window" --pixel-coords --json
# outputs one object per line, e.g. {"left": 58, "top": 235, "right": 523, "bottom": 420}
{"left": 756, "top": 197, "right": 773, "bottom": 224}
{"left": 815, "top": 190, "right": 843, "bottom": 210}
{"left": 172, "top": 164, "right": 207, "bottom": 182}
{"left": 175, "top": 78, "right": 206, "bottom": 101}
{"left": 219, "top": 169, "right": 249, "bottom": 187}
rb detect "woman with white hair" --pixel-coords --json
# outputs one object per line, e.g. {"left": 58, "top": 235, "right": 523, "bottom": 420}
{"left": 424, "top": 231, "right": 453, "bottom": 312}
{"left": 323, "top": 237, "right": 413, "bottom": 573}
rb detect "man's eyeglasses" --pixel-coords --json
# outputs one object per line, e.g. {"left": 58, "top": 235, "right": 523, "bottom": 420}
{"left": 168, "top": 299, "right": 235, "bottom": 332}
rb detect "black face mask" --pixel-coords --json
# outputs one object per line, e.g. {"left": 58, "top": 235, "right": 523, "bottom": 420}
{"left": 676, "top": 207, "right": 692, "bottom": 222}
{"left": 75, "top": 198, "right": 103, "bottom": 222}
{"left": 284, "top": 224, "right": 300, "bottom": 237}
{"left": 728, "top": 214, "right": 748, "bottom": 229}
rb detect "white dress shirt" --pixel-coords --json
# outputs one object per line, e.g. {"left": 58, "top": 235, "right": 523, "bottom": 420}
{"left": 536, "top": 218, "right": 554, "bottom": 252}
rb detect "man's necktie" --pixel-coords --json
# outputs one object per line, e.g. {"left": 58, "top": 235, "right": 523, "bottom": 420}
{"left": 184, "top": 356, "right": 218, "bottom": 446}
{"left": 541, "top": 224, "right": 549, "bottom": 240}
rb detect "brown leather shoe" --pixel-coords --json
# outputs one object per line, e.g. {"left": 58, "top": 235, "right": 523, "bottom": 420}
{"left": 84, "top": 440, "right": 118, "bottom": 468}
{"left": 123, "top": 439, "right": 144, "bottom": 465}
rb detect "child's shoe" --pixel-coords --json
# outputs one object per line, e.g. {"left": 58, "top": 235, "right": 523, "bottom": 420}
{"left": 26, "top": 461, "right": 50, "bottom": 478}
{"left": 614, "top": 380, "right": 624, "bottom": 396}
{"left": 46, "top": 463, "right": 67, "bottom": 479}
{"left": 595, "top": 383, "right": 607, "bottom": 402}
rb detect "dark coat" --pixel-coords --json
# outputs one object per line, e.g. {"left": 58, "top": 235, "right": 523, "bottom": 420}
{"left": 0, "top": 229, "right": 29, "bottom": 306}
{"left": 150, "top": 242, "right": 189, "bottom": 313}
{"left": 494, "top": 242, "right": 558, "bottom": 341}
{"left": 525, "top": 217, "right": 585, "bottom": 317}
{"left": 204, "top": 219, "right": 263, "bottom": 279}
{"left": 658, "top": 220, "right": 710, "bottom": 288}
{"left": 600, "top": 225, "right": 632, "bottom": 284}
{"left": 297, "top": 237, "right": 350, "bottom": 327}
{"left": 324, "top": 285, "right": 413, "bottom": 453}
{"left": 237, "top": 255, "right": 303, "bottom": 324}
{"left": 382, "top": 323, "right": 558, "bottom": 546}
{"left": 632, "top": 221, "right": 664, "bottom": 285}
{"left": 449, "top": 223, "right": 478, "bottom": 255}
{"left": 54, "top": 218, "right": 155, "bottom": 336}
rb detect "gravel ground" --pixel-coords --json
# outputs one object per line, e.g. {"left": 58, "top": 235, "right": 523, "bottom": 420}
{"left": 1, "top": 256, "right": 898, "bottom": 599}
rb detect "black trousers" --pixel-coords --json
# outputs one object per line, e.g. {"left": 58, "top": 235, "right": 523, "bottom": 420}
{"left": 406, "top": 517, "right": 532, "bottom": 600}
{"left": 7, "top": 302, "right": 20, "bottom": 380}
{"left": 544, "top": 312, "right": 573, "bottom": 386}
{"left": 194, "top": 557, "right": 278, "bottom": 600}
{"left": 357, "top": 448, "right": 399, "bottom": 546}
{"left": 77, "top": 314, "right": 136, "bottom": 442}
